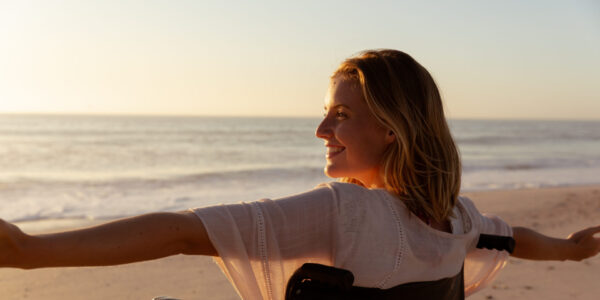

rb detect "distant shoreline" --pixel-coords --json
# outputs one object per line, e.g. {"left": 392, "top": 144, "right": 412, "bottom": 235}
{"left": 1, "top": 112, "right": 599, "bottom": 122}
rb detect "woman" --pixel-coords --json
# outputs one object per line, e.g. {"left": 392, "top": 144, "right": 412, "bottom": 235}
{"left": 1, "top": 49, "right": 599, "bottom": 300}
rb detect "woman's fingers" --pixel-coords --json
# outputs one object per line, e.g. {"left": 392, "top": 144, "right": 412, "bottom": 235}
{"left": 567, "top": 225, "right": 600, "bottom": 241}
{"left": 567, "top": 226, "right": 600, "bottom": 261}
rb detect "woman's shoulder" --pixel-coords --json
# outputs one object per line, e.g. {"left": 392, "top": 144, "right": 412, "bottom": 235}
{"left": 264, "top": 181, "right": 362, "bottom": 209}
{"left": 315, "top": 181, "right": 386, "bottom": 203}
{"left": 455, "top": 195, "right": 512, "bottom": 236}
{"left": 315, "top": 181, "right": 366, "bottom": 190}
{"left": 316, "top": 181, "right": 383, "bottom": 194}
{"left": 455, "top": 195, "right": 481, "bottom": 219}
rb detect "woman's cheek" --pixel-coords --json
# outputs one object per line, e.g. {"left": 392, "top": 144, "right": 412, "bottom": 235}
{"left": 334, "top": 123, "right": 353, "bottom": 144}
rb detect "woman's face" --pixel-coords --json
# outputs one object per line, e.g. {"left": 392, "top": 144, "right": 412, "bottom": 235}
{"left": 315, "top": 76, "right": 394, "bottom": 188}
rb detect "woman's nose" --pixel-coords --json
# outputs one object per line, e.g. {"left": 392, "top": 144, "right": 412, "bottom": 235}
{"left": 315, "top": 117, "right": 333, "bottom": 139}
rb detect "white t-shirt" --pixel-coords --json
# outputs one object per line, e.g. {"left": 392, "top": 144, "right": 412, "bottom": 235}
{"left": 190, "top": 182, "right": 512, "bottom": 300}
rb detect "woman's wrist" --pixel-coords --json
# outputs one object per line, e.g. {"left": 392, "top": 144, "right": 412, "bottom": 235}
{"left": 559, "top": 238, "right": 577, "bottom": 261}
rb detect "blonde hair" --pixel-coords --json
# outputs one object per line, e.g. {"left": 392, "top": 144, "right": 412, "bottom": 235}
{"left": 334, "top": 49, "right": 461, "bottom": 224}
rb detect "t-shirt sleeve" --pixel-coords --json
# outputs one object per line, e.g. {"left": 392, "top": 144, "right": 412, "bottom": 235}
{"left": 460, "top": 196, "right": 513, "bottom": 297}
{"left": 189, "top": 184, "right": 339, "bottom": 300}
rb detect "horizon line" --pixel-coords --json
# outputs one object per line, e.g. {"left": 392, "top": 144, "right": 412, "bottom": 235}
{"left": 0, "top": 111, "right": 599, "bottom": 122}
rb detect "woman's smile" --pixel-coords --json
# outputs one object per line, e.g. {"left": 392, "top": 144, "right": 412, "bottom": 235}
{"left": 326, "top": 145, "right": 345, "bottom": 158}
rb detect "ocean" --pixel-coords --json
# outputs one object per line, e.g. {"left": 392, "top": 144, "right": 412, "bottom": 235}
{"left": 1, "top": 114, "right": 599, "bottom": 224}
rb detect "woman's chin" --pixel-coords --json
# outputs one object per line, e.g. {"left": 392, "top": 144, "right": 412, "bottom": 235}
{"left": 323, "top": 165, "right": 345, "bottom": 178}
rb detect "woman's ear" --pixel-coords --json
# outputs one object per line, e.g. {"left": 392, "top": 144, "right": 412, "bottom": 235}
{"left": 385, "top": 130, "right": 395, "bottom": 144}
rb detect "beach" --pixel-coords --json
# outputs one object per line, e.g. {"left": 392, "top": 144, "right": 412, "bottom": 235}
{"left": 465, "top": 185, "right": 600, "bottom": 300}
{"left": 2, "top": 184, "right": 599, "bottom": 299}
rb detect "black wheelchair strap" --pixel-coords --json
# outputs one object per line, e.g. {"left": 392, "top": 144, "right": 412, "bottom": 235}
{"left": 476, "top": 234, "right": 516, "bottom": 254}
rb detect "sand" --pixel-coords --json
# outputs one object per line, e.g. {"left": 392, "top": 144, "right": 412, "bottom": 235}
{"left": 464, "top": 185, "right": 600, "bottom": 300}
{"left": 1, "top": 185, "right": 599, "bottom": 299}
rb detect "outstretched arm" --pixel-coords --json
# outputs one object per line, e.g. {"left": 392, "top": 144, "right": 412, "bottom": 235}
{"left": 511, "top": 225, "right": 600, "bottom": 261}
{"left": 0, "top": 211, "right": 216, "bottom": 269}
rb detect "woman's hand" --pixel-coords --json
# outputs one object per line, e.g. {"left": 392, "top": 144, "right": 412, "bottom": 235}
{"left": 0, "top": 219, "right": 29, "bottom": 268}
{"left": 566, "top": 225, "right": 600, "bottom": 261}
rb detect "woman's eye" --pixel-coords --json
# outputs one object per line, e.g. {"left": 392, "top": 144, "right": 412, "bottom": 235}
{"left": 335, "top": 112, "right": 347, "bottom": 119}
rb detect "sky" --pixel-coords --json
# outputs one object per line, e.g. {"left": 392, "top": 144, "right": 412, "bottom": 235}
{"left": 0, "top": 0, "right": 599, "bottom": 119}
